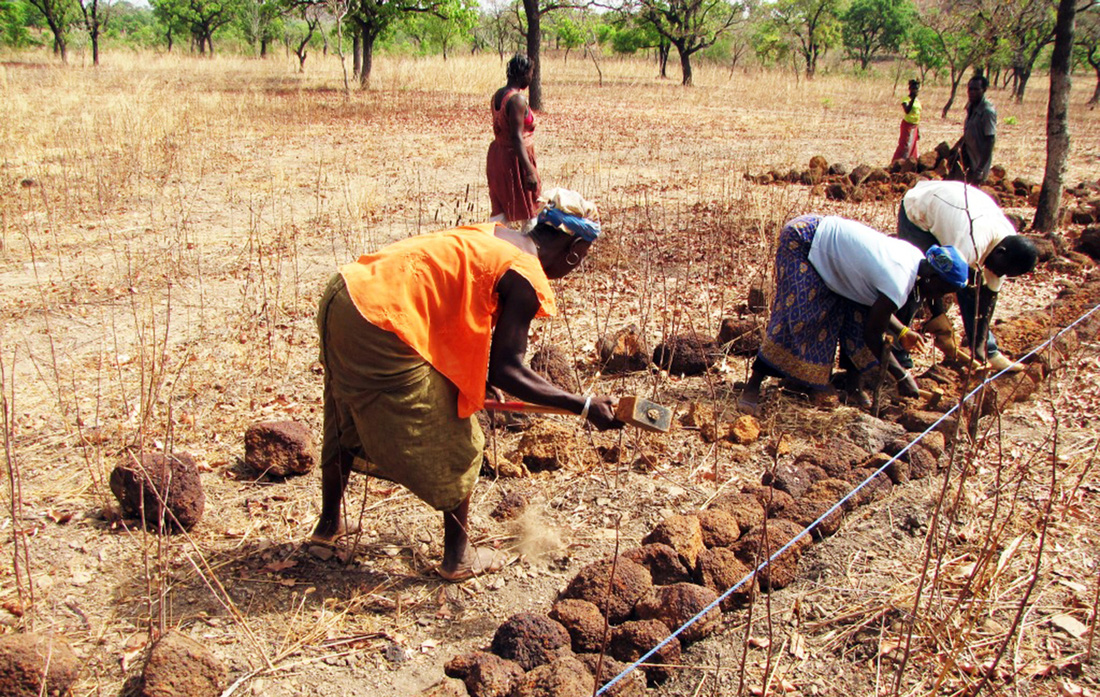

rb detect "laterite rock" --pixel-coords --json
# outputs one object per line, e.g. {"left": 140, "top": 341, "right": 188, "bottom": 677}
{"left": 561, "top": 556, "right": 652, "bottom": 624}
{"left": 511, "top": 656, "right": 590, "bottom": 697}
{"left": 652, "top": 335, "right": 719, "bottom": 376}
{"left": 575, "top": 654, "right": 648, "bottom": 697}
{"left": 716, "top": 318, "right": 763, "bottom": 356}
{"left": 508, "top": 422, "right": 592, "bottom": 472}
{"left": 787, "top": 479, "right": 850, "bottom": 539}
{"left": 244, "top": 420, "right": 316, "bottom": 477}
{"left": 0, "top": 633, "right": 80, "bottom": 697}
{"left": 490, "top": 613, "right": 571, "bottom": 671}
{"left": 635, "top": 583, "right": 720, "bottom": 644}
{"left": 110, "top": 452, "right": 205, "bottom": 530}
{"left": 707, "top": 492, "right": 765, "bottom": 534}
{"left": 489, "top": 491, "right": 528, "bottom": 521}
{"left": 697, "top": 509, "right": 742, "bottom": 548}
{"left": 642, "top": 514, "right": 705, "bottom": 570}
{"left": 609, "top": 621, "right": 680, "bottom": 684}
{"left": 846, "top": 468, "right": 894, "bottom": 504}
{"left": 761, "top": 460, "right": 823, "bottom": 498}
{"left": 531, "top": 345, "right": 580, "bottom": 392}
{"left": 695, "top": 547, "right": 753, "bottom": 610}
{"left": 906, "top": 444, "right": 938, "bottom": 479}
{"left": 596, "top": 325, "right": 650, "bottom": 374}
{"left": 732, "top": 519, "right": 809, "bottom": 591}
{"left": 844, "top": 413, "right": 905, "bottom": 453}
{"left": 740, "top": 485, "right": 796, "bottom": 519}
{"left": 141, "top": 630, "right": 226, "bottom": 697}
{"left": 730, "top": 415, "right": 761, "bottom": 444}
{"left": 550, "top": 600, "right": 606, "bottom": 655}
{"left": 444, "top": 650, "right": 524, "bottom": 697}
{"left": 622, "top": 544, "right": 692, "bottom": 585}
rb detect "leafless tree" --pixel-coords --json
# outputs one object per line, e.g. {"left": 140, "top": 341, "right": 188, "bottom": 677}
{"left": 1034, "top": 0, "right": 1095, "bottom": 231}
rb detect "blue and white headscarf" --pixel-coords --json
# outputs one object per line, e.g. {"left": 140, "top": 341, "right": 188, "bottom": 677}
{"left": 926, "top": 245, "right": 968, "bottom": 289}
{"left": 537, "top": 188, "right": 601, "bottom": 242}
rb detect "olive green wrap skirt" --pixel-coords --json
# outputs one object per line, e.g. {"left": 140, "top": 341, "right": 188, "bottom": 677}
{"left": 316, "top": 274, "right": 484, "bottom": 512}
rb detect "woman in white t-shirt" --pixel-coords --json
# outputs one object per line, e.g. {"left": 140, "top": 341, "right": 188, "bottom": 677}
{"left": 738, "top": 215, "right": 967, "bottom": 415}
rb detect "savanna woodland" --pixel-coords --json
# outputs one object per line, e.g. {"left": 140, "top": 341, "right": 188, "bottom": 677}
{"left": 2, "top": 0, "right": 1100, "bottom": 694}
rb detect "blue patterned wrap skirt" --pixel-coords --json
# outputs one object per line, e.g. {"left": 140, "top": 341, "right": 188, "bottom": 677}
{"left": 756, "top": 215, "right": 880, "bottom": 389}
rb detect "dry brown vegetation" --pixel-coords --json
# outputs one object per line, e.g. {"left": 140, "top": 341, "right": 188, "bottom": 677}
{"left": 1, "top": 51, "right": 1100, "bottom": 696}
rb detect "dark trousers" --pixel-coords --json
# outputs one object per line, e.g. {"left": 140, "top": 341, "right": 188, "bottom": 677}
{"left": 895, "top": 203, "right": 999, "bottom": 363}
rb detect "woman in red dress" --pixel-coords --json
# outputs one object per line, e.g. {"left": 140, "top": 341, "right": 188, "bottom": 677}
{"left": 487, "top": 54, "right": 540, "bottom": 231}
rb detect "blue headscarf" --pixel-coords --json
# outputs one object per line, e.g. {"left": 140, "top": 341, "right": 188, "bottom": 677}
{"left": 925, "top": 245, "right": 968, "bottom": 289}
{"left": 536, "top": 188, "right": 601, "bottom": 242}
{"left": 537, "top": 206, "right": 601, "bottom": 242}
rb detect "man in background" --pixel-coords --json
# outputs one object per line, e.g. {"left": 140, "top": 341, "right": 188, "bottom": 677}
{"left": 950, "top": 74, "right": 997, "bottom": 185}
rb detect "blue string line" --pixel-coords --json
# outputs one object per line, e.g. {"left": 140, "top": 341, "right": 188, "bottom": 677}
{"left": 596, "top": 300, "right": 1100, "bottom": 695}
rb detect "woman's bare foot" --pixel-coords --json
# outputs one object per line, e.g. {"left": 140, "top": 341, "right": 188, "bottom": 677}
{"left": 437, "top": 546, "right": 505, "bottom": 582}
{"left": 309, "top": 519, "right": 360, "bottom": 547}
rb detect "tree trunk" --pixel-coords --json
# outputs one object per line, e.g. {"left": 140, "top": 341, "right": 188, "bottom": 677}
{"left": 677, "top": 44, "right": 693, "bottom": 86}
{"left": 50, "top": 22, "right": 67, "bottom": 62}
{"left": 352, "top": 27, "right": 362, "bottom": 79}
{"left": 261, "top": 37, "right": 270, "bottom": 57}
{"left": 522, "top": 0, "right": 542, "bottom": 110}
{"left": 1090, "top": 60, "right": 1100, "bottom": 105}
{"left": 90, "top": 29, "right": 100, "bottom": 65}
{"left": 658, "top": 42, "right": 669, "bottom": 78}
{"left": 1034, "top": 0, "right": 1077, "bottom": 232}
{"left": 359, "top": 29, "right": 375, "bottom": 89}
{"left": 941, "top": 66, "right": 967, "bottom": 118}
{"left": 1015, "top": 67, "right": 1031, "bottom": 103}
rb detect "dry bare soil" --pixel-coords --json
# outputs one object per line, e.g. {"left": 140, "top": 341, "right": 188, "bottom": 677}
{"left": 1, "top": 51, "right": 1100, "bottom": 696}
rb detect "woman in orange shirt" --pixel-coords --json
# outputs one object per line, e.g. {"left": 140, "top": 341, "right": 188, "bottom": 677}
{"left": 314, "top": 193, "right": 620, "bottom": 581}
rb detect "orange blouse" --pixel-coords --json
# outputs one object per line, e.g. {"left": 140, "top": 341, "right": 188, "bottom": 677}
{"left": 340, "top": 223, "right": 557, "bottom": 418}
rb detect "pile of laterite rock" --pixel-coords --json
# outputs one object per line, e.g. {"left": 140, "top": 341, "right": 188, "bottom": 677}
{"left": 745, "top": 149, "right": 1100, "bottom": 225}
{"left": 426, "top": 267, "right": 1100, "bottom": 697}
{"left": 427, "top": 409, "right": 951, "bottom": 697}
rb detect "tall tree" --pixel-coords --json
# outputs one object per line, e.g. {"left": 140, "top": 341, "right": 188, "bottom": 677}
{"left": 768, "top": 0, "right": 843, "bottom": 78}
{"left": 1033, "top": 0, "right": 1082, "bottom": 231}
{"left": 478, "top": 0, "right": 521, "bottom": 60}
{"left": 916, "top": 0, "right": 989, "bottom": 116}
{"left": 151, "top": 0, "right": 189, "bottom": 49}
{"left": 288, "top": 3, "right": 321, "bottom": 70}
{"left": 630, "top": 0, "right": 748, "bottom": 85}
{"left": 342, "top": 0, "right": 450, "bottom": 87}
{"left": 840, "top": 0, "right": 913, "bottom": 70}
{"left": 519, "top": 0, "right": 572, "bottom": 110}
{"left": 968, "top": 0, "right": 1057, "bottom": 102}
{"left": 1076, "top": 3, "right": 1100, "bottom": 104}
{"left": 906, "top": 23, "right": 945, "bottom": 83}
{"left": 25, "top": 0, "right": 77, "bottom": 61}
{"left": 239, "top": 0, "right": 282, "bottom": 56}
{"left": 151, "top": 0, "right": 238, "bottom": 54}
{"left": 403, "top": 0, "right": 476, "bottom": 58}
{"left": 76, "top": 0, "right": 112, "bottom": 64}
{"left": 551, "top": 10, "right": 584, "bottom": 62}
{"left": 604, "top": 10, "right": 670, "bottom": 77}
{"left": 1, "top": 0, "right": 33, "bottom": 47}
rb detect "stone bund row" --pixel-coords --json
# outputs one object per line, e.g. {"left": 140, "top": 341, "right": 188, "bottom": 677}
{"left": 425, "top": 278, "right": 1100, "bottom": 697}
